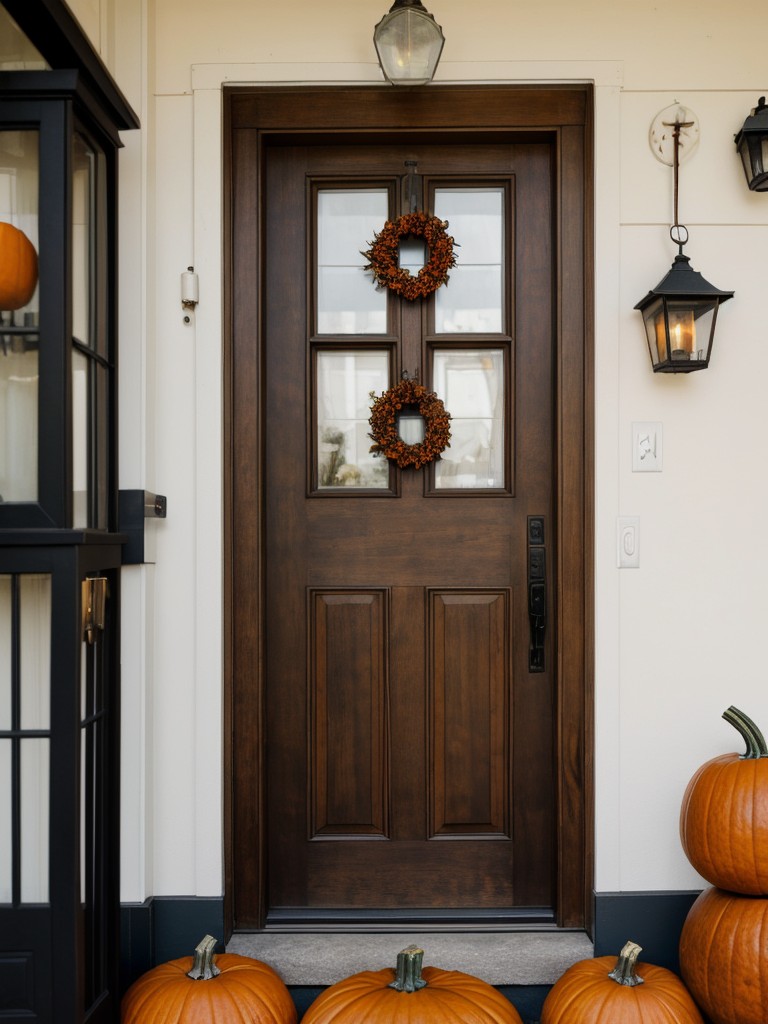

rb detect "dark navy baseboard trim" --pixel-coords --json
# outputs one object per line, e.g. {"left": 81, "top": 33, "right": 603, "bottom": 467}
{"left": 120, "top": 896, "right": 225, "bottom": 994}
{"left": 120, "top": 891, "right": 702, "bottom": 1014}
{"left": 593, "top": 890, "right": 702, "bottom": 973}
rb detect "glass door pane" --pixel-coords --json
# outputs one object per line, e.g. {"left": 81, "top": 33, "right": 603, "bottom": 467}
{"left": 72, "top": 134, "right": 94, "bottom": 350}
{"left": 0, "top": 741, "right": 10, "bottom": 903}
{"left": 434, "top": 187, "right": 504, "bottom": 334}
{"left": 317, "top": 189, "right": 389, "bottom": 335}
{"left": 433, "top": 349, "right": 506, "bottom": 489}
{"left": 316, "top": 350, "right": 389, "bottom": 489}
{"left": 0, "top": 129, "right": 39, "bottom": 503}
{"left": 21, "top": 738, "right": 49, "bottom": 902}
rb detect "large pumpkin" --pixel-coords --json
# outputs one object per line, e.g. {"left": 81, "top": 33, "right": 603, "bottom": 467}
{"left": 679, "top": 886, "right": 768, "bottom": 1024}
{"left": 301, "top": 945, "right": 523, "bottom": 1024}
{"left": 0, "top": 222, "right": 38, "bottom": 311}
{"left": 679, "top": 706, "right": 768, "bottom": 894}
{"left": 541, "top": 941, "right": 704, "bottom": 1024}
{"left": 121, "top": 934, "right": 297, "bottom": 1024}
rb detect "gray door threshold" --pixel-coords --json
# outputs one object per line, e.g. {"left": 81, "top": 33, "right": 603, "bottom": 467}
{"left": 226, "top": 931, "right": 594, "bottom": 986}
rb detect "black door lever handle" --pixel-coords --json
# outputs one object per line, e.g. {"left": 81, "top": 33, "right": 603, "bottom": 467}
{"left": 527, "top": 517, "right": 546, "bottom": 673}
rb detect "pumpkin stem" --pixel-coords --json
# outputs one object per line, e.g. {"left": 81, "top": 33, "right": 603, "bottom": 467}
{"left": 607, "top": 941, "right": 645, "bottom": 987}
{"left": 389, "top": 946, "right": 427, "bottom": 992}
{"left": 723, "top": 706, "right": 768, "bottom": 759}
{"left": 186, "top": 935, "right": 221, "bottom": 980}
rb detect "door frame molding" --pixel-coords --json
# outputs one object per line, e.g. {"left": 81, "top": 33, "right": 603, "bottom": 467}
{"left": 223, "top": 84, "right": 594, "bottom": 933}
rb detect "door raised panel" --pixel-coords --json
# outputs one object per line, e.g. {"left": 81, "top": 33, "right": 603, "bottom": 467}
{"left": 429, "top": 590, "right": 510, "bottom": 838}
{"left": 309, "top": 590, "right": 388, "bottom": 838}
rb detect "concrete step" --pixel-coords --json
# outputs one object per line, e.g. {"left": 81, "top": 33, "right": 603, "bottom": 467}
{"left": 227, "top": 931, "right": 594, "bottom": 986}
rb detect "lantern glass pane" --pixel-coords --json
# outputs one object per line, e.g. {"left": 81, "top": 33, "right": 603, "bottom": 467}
{"left": 641, "top": 297, "right": 665, "bottom": 366}
{"left": 0, "top": 129, "right": 39, "bottom": 504}
{"left": 665, "top": 302, "right": 697, "bottom": 363}
{"left": 691, "top": 302, "right": 717, "bottom": 361}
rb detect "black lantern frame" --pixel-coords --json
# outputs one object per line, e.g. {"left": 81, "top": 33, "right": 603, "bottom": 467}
{"left": 735, "top": 96, "right": 768, "bottom": 192}
{"left": 635, "top": 114, "right": 733, "bottom": 373}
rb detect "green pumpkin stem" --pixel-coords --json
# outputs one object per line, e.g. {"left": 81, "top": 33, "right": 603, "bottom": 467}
{"left": 723, "top": 706, "right": 768, "bottom": 759}
{"left": 186, "top": 935, "right": 221, "bottom": 980}
{"left": 607, "top": 941, "right": 645, "bottom": 987}
{"left": 389, "top": 946, "right": 427, "bottom": 992}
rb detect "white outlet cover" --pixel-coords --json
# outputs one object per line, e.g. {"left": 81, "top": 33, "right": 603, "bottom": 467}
{"left": 632, "top": 422, "right": 663, "bottom": 472}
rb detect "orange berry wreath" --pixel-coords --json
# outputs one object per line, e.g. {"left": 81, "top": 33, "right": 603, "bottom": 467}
{"left": 369, "top": 376, "right": 451, "bottom": 470}
{"left": 362, "top": 211, "right": 457, "bottom": 301}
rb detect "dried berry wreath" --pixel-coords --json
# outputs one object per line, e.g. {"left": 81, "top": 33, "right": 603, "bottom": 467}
{"left": 369, "top": 375, "right": 451, "bottom": 470}
{"left": 362, "top": 211, "right": 457, "bottom": 301}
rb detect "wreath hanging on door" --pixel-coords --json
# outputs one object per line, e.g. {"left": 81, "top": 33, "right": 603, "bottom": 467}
{"left": 362, "top": 211, "right": 457, "bottom": 301}
{"left": 369, "top": 375, "right": 451, "bottom": 470}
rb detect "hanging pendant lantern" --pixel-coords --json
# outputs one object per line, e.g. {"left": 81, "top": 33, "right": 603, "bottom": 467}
{"left": 373, "top": 0, "right": 445, "bottom": 86}
{"left": 635, "top": 109, "right": 733, "bottom": 373}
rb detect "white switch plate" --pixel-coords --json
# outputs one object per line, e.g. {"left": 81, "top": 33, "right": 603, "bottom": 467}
{"left": 617, "top": 517, "right": 640, "bottom": 568}
{"left": 632, "top": 421, "right": 663, "bottom": 472}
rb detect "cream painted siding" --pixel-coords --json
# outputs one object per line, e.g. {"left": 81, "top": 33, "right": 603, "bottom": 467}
{"left": 69, "top": 0, "right": 768, "bottom": 904}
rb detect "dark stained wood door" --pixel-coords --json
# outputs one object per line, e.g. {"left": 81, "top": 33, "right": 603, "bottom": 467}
{"left": 263, "top": 139, "right": 556, "bottom": 924}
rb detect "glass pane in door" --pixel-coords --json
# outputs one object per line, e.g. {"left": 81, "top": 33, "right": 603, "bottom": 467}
{"left": 317, "top": 190, "right": 388, "bottom": 335}
{"left": 433, "top": 349, "right": 505, "bottom": 489}
{"left": 434, "top": 188, "right": 504, "bottom": 333}
{"left": 316, "top": 350, "right": 389, "bottom": 489}
{"left": 72, "top": 348, "right": 89, "bottom": 528}
{"left": 19, "top": 574, "right": 51, "bottom": 730}
{"left": 0, "top": 575, "right": 10, "bottom": 729}
{"left": 72, "top": 134, "right": 94, "bottom": 350}
{"left": 0, "top": 129, "right": 39, "bottom": 503}
{"left": 21, "top": 737, "right": 49, "bottom": 902}
{"left": 0, "top": 741, "right": 10, "bottom": 902}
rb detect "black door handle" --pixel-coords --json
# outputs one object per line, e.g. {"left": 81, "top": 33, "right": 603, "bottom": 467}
{"left": 528, "top": 517, "right": 546, "bottom": 673}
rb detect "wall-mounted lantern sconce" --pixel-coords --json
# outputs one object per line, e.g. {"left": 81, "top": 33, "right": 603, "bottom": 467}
{"left": 635, "top": 105, "right": 733, "bottom": 373}
{"left": 735, "top": 96, "right": 768, "bottom": 191}
{"left": 374, "top": 0, "right": 444, "bottom": 86}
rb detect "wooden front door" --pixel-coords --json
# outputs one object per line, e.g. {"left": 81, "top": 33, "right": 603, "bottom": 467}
{"left": 227, "top": 86, "right": 592, "bottom": 932}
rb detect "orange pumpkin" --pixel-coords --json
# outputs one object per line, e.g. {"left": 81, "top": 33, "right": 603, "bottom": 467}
{"left": 301, "top": 946, "right": 523, "bottom": 1024}
{"left": 121, "top": 934, "right": 297, "bottom": 1024}
{"left": 0, "top": 222, "right": 38, "bottom": 311}
{"left": 541, "top": 941, "right": 704, "bottom": 1024}
{"left": 679, "top": 887, "right": 768, "bottom": 1024}
{"left": 680, "top": 706, "right": 768, "bottom": 894}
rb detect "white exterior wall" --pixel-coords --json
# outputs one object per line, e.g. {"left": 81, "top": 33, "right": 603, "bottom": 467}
{"left": 66, "top": 0, "right": 768, "bottom": 904}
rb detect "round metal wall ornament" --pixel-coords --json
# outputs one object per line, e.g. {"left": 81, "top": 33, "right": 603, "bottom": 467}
{"left": 369, "top": 374, "right": 451, "bottom": 469}
{"left": 362, "top": 211, "right": 457, "bottom": 301}
{"left": 649, "top": 103, "right": 700, "bottom": 165}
